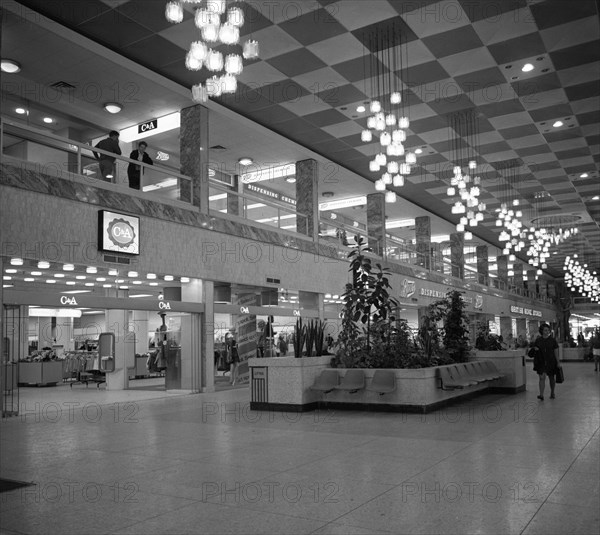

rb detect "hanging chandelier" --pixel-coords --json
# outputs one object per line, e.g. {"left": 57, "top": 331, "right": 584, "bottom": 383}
{"left": 494, "top": 164, "right": 525, "bottom": 258}
{"left": 360, "top": 21, "right": 414, "bottom": 202}
{"left": 165, "top": 0, "right": 259, "bottom": 102}
{"left": 447, "top": 111, "right": 485, "bottom": 231}
{"left": 564, "top": 255, "right": 600, "bottom": 302}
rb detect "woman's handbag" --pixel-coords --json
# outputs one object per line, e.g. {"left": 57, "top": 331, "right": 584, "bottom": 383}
{"left": 555, "top": 366, "right": 565, "bottom": 383}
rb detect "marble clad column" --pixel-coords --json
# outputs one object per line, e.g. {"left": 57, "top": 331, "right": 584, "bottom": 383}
{"left": 516, "top": 318, "right": 527, "bottom": 340}
{"left": 513, "top": 263, "right": 524, "bottom": 292}
{"left": 367, "top": 193, "right": 386, "bottom": 257}
{"left": 497, "top": 255, "right": 508, "bottom": 290}
{"left": 234, "top": 291, "right": 258, "bottom": 385}
{"left": 295, "top": 159, "right": 319, "bottom": 240}
{"left": 450, "top": 232, "right": 465, "bottom": 279}
{"left": 499, "top": 316, "right": 513, "bottom": 345}
{"left": 227, "top": 175, "right": 241, "bottom": 216}
{"left": 180, "top": 104, "right": 209, "bottom": 211}
{"left": 539, "top": 277, "right": 548, "bottom": 299}
{"left": 476, "top": 245, "right": 488, "bottom": 285}
{"left": 415, "top": 216, "right": 431, "bottom": 269}
{"left": 526, "top": 269, "right": 537, "bottom": 294}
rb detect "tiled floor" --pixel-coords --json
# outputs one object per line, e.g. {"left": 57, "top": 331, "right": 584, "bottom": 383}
{"left": 1, "top": 363, "right": 598, "bottom": 535}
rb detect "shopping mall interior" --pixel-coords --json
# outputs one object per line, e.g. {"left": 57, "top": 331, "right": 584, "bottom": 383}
{"left": 0, "top": 1, "right": 599, "bottom": 534}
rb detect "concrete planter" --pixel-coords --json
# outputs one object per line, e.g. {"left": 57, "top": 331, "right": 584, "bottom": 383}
{"left": 248, "top": 355, "right": 517, "bottom": 413}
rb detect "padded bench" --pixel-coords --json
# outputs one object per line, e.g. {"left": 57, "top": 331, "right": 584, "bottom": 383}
{"left": 310, "top": 369, "right": 397, "bottom": 396}
{"left": 437, "top": 361, "right": 505, "bottom": 391}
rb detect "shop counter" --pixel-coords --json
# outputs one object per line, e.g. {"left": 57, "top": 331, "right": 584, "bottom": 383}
{"left": 19, "top": 361, "right": 64, "bottom": 386}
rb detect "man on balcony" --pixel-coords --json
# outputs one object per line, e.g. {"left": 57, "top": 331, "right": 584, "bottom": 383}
{"left": 93, "top": 130, "right": 121, "bottom": 181}
{"left": 127, "top": 141, "right": 153, "bottom": 190}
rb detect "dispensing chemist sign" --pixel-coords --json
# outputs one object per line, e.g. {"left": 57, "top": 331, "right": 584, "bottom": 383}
{"left": 98, "top": 210, "right": 140, "bottom": 255}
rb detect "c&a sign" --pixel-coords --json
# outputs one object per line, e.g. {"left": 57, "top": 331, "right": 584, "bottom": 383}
{"left": 98, "top": 210, "right": 140, "bottom": 255}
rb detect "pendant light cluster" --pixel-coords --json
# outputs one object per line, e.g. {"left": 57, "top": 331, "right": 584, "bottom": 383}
{"left": 165, "top": 0, "right": 259, "bottom": 102}
{"left": 448, "top": 111, "right": 485, "bottom": 235}
{"left": 564, "top": 255, "right": 600, "bottom": 302}
{"left": 526, "top": 225, "right": 578, "bottom": 272}
{"left": 361, "top": 22, "right": 414, "bottom": 204}
{"left": 494, "top": 165, "right": 525, "bottom": 259}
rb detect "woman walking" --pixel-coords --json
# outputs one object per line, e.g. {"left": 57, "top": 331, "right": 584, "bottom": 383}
{"left": 531, "top": 323, "right": 560, "bottom": 400}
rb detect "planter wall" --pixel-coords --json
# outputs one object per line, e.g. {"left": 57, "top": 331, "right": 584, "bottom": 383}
{"left": 248, "top": 356, "right": 516, "bottom": 413}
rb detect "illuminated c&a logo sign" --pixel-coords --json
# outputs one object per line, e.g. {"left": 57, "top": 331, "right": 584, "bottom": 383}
{"left": 240, "top": 306, "right": 250, "bottom": 314}
{"left": 158, "top": 301, "right": 171, "bottom": 310}
{"left": 60, "top": 296, "right": 78, "bottom": 306}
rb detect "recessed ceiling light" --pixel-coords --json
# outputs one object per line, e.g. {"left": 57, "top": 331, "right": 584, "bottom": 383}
{"left": 238, "top": 157, "right": 253, "bottom": 166}
{"left": 3, "top": 276, "right": 11, "bottom": 281}
{"left": 24, "top": 278, "right": 34, "bottom": 282}
{"left": 63, "top": 264, "right": 75, "bottom": 271}
{"left": 147, "top": 273, "right": 157, "bottom": 279}
{"left": 38, "top": 261, "right": 50, "bottom": 269}
{"left": 356, "top": 105, "right": 366, "bottom": 113}
{"left": 285, "top": 177, "right": 296, "bottom": 183}
{"left": 164, "top": 275, "right": 174, "bottom": 281}
{"left": 54, "top": 273, "right": 65, "bottom": 278}
{"left": 31, "top": 271, "right": 42, "bottom": 276}
{"left": 593, "top": 196, "right": 600, "bottom": 201}
{"left": 75, "top": 275, "right": 86, "bottom": 280}
{"left": 46, "top": 279, "right": 57, "bottom": 284}
{"left": 66, "top": 281, "right": 76, "bottom": 286}
{"left": 43, "top": 117, "right": 53, "bottom": 124}
{"left": 553, "top": 120, "right": 563, "bottom": 128}
{"left": 522, "top": 63, "right": 534, "bottom": 72}
{"left": 580, "top": 173, "right": 589, "bottom": 178}
{"left": 86, "top": 266, "right": 97, "bottom": 274}
{"left": 15, "top": 107, "right": 27, "bottom": 115}
{"left": 415, "top": 148, "right": 423, "bottom": 154}
{"left": 181, "top": 277, "right": 190, "bottom": 283}
{"left": 10, "top": 258, "right": 23, "bottom": 266}
{"left": 1, "top": 59, "right": 21, "bottom": 73}
{"left": 108, "top": 269, "right": 118, "bottom": 276}
{"left": 96, "top": 277, "right": 106, "bottom": 282}
{"left": 103, "top": 102, "right": 122, "bottom": 114}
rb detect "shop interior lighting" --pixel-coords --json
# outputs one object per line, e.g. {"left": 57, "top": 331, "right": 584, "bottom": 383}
{"left": 181, "top": 277, "right": 190, "bottom": 283}
{"left": 5, "top": 269, "right": 17, "bottom": 274}
{"left": 38, "top": 261, "right": 50, "bottom": 269}
{"left": 29, "top": 308, "right": 82, "bottom": 318}
{"left": 164, "top": 275, "right": 174, "bottom": 281}
{"left": 103, "top": 102, "right": 123, "bottom": 114}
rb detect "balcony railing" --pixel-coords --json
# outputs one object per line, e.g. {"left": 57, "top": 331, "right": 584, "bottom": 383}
{"left": 1, "top": 118, "right": 554, "bottom": 306}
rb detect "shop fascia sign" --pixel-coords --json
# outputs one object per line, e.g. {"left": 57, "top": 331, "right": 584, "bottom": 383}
{"left": 510, "top": 305, "right": 542, "bottom": 317}
{"left": 138, "top": 119, "right": 158, "bottom": 134}
{"left": 244, "top": 183, "right": 296, "bottom": 206}
{"left": 419, "top": 287, "right": 446, "bottom": 299}
{"left": 158, "top": 301, "right": 172, "bottom": 311}
{"left": 60, "top": 295, "right": 78, "bottom": 306}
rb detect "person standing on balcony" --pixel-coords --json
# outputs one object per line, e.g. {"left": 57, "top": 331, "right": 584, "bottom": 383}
{"left": 93, "top": 130, "right": 121, "bottom": 181}
{"left": 127, "top": 141, "right": 153, "bottom": 190}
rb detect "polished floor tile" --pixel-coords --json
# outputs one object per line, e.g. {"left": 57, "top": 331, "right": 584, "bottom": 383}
{"left": 0, "top": 363, "right": 598, "bottom": 534}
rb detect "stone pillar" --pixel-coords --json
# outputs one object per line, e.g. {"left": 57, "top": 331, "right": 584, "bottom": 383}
{"left": 227, "top": 175, "right": 241, "bottom": 216}
{"left": 415, "top": 216, "right": 431, "bottom": 269}
{"left": 54, "top": 317, "right": 73, "bottom": 356}
{"left": 450, "top": 232, "right": 465, "bottom": 279}
{"left": 295, "top": 159, "right": 319, "bottom": 240}
{"left": 476, "top": 245, "right": 488, "bottom": 285}
{"left": 131, "top": 310, "right": 149, "bottom": 356}
{"left": 367, "top": 193, "right": 386, "bottom": 257}
{"left": 516, "top": 318, "right": 527, "bottom": 340}
{"left": 105, "top": 309, "right": 134, "bottom": 391}
{"left": 525, "top": 269, "right": 537, "bottom": 296}
{"left": 539, "top": 277, "right": 548, "bottom": 299}
{"left": 499, "top": 315, "right": 513, "bottom": 345}
{"left": 181, "top": 279, "right": 205, "bottom": 393}
{"left": 180, "top": 104, "right": 209, "bottom": 210}
{"left": 234, "top": 290, "right": 259, "bottom": 384}
{"left": 497, "top": 255, "right": 508, "bottom": 291}
{"left": 513, "top": 263, "right": 524, "bottom": 294}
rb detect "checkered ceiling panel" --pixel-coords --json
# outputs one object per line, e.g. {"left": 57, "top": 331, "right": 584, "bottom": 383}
{"left": 16, "top": 0, "right": 600, "bottom": 276}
